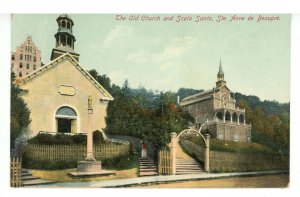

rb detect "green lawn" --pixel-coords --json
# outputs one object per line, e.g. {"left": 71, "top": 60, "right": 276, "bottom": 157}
{"left": 182, "top": 135, "right": 277, "bottom": 155}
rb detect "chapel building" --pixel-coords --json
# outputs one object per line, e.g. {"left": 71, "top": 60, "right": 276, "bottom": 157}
{"left": 180, "top": 61, "right": 252, "bottom": 143}
{"left": 17, "top": 14, "right": 113, "bottom": 137}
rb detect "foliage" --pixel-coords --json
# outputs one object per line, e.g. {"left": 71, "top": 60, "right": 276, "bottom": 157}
{"left": 176, "top": 88, "right": 203, "bottom": 101}
{"left": 88, "top": 69, "right": 194, "bottom": 149}
{"left": 88, "top": 68, "right": 289, "bottom": 152}
{"left": 101, "top": 154, "right": 138, "bottom": 170}
{"left": 10, "top": 72, "right": 31, "bottom": 148}
{"left": 22, "top": 160, "right": 77, "bottom": 170}
{"left": 236, "top": 95, "right": 289, "bottom": 153}
{"left": 22, "top": 154, "right": 137, "bottom": 170}
{"left": 28, "top": 130, "right": 107, "bottom": 145}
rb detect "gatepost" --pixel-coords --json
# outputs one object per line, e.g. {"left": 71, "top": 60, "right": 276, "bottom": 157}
{"left": 204, "top": 134, "right": 210, "bottom": 172}
{"left": 170, "top": 132, "right": 177, "bottom": 175}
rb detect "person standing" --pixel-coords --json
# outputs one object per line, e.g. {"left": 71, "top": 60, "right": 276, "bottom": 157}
{"left": 141, "top": 141, "right": 147, "bottom": 158}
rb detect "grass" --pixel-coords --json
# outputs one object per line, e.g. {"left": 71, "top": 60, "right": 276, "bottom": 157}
{"left": 30, "top": 168, "right": 138, "bottom": 183}
{"left": 27, "top": 153, "right": 140, "bottom": 183}
{"left": 182, "top": 135, "right": 277, "bottom": 155}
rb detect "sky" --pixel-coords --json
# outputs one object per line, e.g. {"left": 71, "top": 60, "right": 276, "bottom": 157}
{"left": 11, "top": 14, "right": 290, "bottom": 103}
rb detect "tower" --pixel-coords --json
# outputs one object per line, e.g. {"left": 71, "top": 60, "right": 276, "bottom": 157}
{"left": 216, "top": 59, "right": 226, "bottom": 88}
{"left": 50, "top": 14, "right": 80, "bottom": 61}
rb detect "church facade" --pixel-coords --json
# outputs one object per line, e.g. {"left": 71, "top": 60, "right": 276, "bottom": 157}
{"left": 180, "top": 61, "right": 252, "bottom": 143}
{"left": 17, "top": 14, "right": 113, "bottom": 136}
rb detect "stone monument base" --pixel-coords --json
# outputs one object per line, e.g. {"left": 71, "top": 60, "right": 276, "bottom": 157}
{"left": 69, "top": 160, "right": 115, "bottom": 177}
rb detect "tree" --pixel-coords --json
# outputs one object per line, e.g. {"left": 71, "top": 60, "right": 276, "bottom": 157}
{"left": 11, "top": 72, "right": 31, "bottom": 148}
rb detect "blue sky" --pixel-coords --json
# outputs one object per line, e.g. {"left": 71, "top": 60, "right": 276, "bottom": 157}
{"left": 11, "top": 14, "right": 290, "bottom": 102}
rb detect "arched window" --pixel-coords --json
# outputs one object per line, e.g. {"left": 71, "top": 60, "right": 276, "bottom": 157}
{"left": 18, "top": 71, "right": 22, "bottom": 77}
{"left": 26, "top": 64, "right": 29, "bottom": 69}
{"left": 225, "top": 111, "right": 231, "bottom": 121}
{"left": 62, "top": 21, "right": 66, "bottom": 28}
{"left": 56, "top": 106, "right": 77, "bottom": 117}
{"left": 33, "top": 64, "right": 36, "bottom": 70}
{"left": 239, "top": 114, "right": 245, "bottom": 124}
{"left": 33, "top": 56, "right": 36, "bottom": 62}
{"left": 216, "top": 112, "right": 223, "bottom": 120}
{"left": 232, "top": 112, "right": 238, "bottom": 122}
{"left": 67, "top": 22, "right": 70, "bottom": 29}
{"left": 19, "top": 62, "right": 23, "bottom": 68}
{"left": 11, "top": 55, "right": 15, "bottom": 60}
{"left": 20, "top": 54, "right": 23, "bottom": 60}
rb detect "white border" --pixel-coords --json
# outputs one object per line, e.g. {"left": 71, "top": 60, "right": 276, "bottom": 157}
{"left": 1, "top": 0, "right": 300, "bottom": 197}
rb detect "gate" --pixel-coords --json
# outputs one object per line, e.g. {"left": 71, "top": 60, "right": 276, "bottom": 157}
{"left": 158, "top": 148, "right": 172, "bottom": 175}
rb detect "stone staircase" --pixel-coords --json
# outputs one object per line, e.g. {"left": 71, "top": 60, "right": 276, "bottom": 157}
{"left": 22, "top": 169, "right": 56, "bottom": 186}
{"left": 176, "top": 158, "right": 204, "bottom": 175}
{"left": 138, "top": 158, "right": 158, "bottom": 176}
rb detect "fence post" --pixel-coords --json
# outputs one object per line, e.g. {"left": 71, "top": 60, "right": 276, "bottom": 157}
{"left": 170, "top": 132, "right": 177, "bottom": 175}
{"left": 204, "top": 134, "right": 210, "bottom": 172}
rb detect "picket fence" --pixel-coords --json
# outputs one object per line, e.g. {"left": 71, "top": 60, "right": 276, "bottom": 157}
{"left": 24, "top": 144, "right": 129, "bottom": 162}
{"left": 158, "top": 149, "right": 172, "bottom": 175}
{"left": 10, "top": 157, "right": 22, "bottom": 187}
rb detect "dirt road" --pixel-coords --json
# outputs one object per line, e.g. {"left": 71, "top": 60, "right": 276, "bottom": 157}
{"left": 135, "top": 174, "right": 289, "bottom": 188}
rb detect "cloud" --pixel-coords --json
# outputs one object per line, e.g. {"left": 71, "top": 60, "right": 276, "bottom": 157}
{"left": 125, "top": 36, "right": 197, "bottom": 72}
{"left": 159, "top": 36, "right": 197, "bottom": 71}
{"left": 103, "top": 25, "right": 135, "bottom": 47}
{"left": 108, "top": 70, "right": 126, "bottom": 86}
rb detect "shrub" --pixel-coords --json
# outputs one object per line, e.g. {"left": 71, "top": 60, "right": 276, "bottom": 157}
{"left": 28, "top": 130, "right": 108, "bottom": 145}
{"left": 22, "top": 154, "right": 137, "bottom": 170}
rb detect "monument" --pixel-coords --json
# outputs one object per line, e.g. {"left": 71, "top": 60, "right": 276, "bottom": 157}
{"left": 70, "top": 96, "right": 114, "bottom": 177}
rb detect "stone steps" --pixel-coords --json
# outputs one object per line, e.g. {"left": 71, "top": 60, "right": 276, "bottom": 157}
{"left": 139, "top": 158, "right": 158, "bottom": 177}
{"left": 21, "top": 168, "right": 56, "bottom": 186}
{"left": 22, "top": 179, "right": 57, "bottom": 186}
{"left": 176, "top": 158, "right": 204, "bottom": 175}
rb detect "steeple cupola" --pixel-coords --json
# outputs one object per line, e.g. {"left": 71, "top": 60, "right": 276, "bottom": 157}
{"left": 50, "top": 14, "right": 80, "bottom": 61}
{"left": 216, "top": 59, "right": 226, "bottom": 88}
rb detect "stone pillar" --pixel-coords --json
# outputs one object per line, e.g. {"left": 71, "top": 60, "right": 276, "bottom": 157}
{"left": 204, "top": 134, "right": 210, "bottom": 172}
{"left": 244, "top": 118, "right": 246, "bottom": 126}
{"left": 223, "top": 114, "right": 225, "bottom": 123}
{"left": 170, "top": 132, "right": 177, "bottom": 175}
{"left": 230, "top": 114, "right": 233, "bottom": 124}
{"left": 85, "top": 96, "right": 95, "bottom": 161}
{"left": 237, "top": 116, "right": 240, "bottom": 125}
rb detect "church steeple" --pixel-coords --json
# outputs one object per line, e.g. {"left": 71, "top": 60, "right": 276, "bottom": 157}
{"left": 216, "top": 58, "right": 226, "bottom": 88}
{"left": 50, "top": 14, "right": 80, "bottom": 61}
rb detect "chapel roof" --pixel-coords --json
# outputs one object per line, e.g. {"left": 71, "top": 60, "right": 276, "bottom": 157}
{"left": 19, "top": 52, "right": 113, "bottom": 101}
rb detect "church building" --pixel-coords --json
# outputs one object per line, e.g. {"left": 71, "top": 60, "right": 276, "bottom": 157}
{"left": 17, "top": 14, "right": 113, "bottom": 136}
{"left": 180, "top": 60, "right": 252, "bottom": 143}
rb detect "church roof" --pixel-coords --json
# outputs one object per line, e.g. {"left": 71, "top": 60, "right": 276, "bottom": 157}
{"left": 180, "top": 85, "right": 231, "bottom": 106}
{"left": 181, "top": 88, "right": 215, "bottom": 102}
{"left": 20, "top": 52, "right": 113, "bottom": 101}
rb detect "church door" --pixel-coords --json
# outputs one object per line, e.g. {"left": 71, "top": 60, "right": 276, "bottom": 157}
{"left": 55, "top": 106, "right": 77, "bottom": 133}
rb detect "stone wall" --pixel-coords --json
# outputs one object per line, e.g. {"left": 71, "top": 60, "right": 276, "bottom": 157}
{"left": 209, "top": 122, "right": 251, "bottom": 143}
{"left": 180, "top": 139, "right": 289, "bottom": 172}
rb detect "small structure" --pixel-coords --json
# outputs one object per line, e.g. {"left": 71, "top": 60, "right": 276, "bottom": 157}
{"left": 70, "top": 96, "right": 114, "bottom": 177}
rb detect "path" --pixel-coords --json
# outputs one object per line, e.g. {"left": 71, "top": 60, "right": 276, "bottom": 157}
{"left": 29, "top": 170, "right": 288, "bottom": 188}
